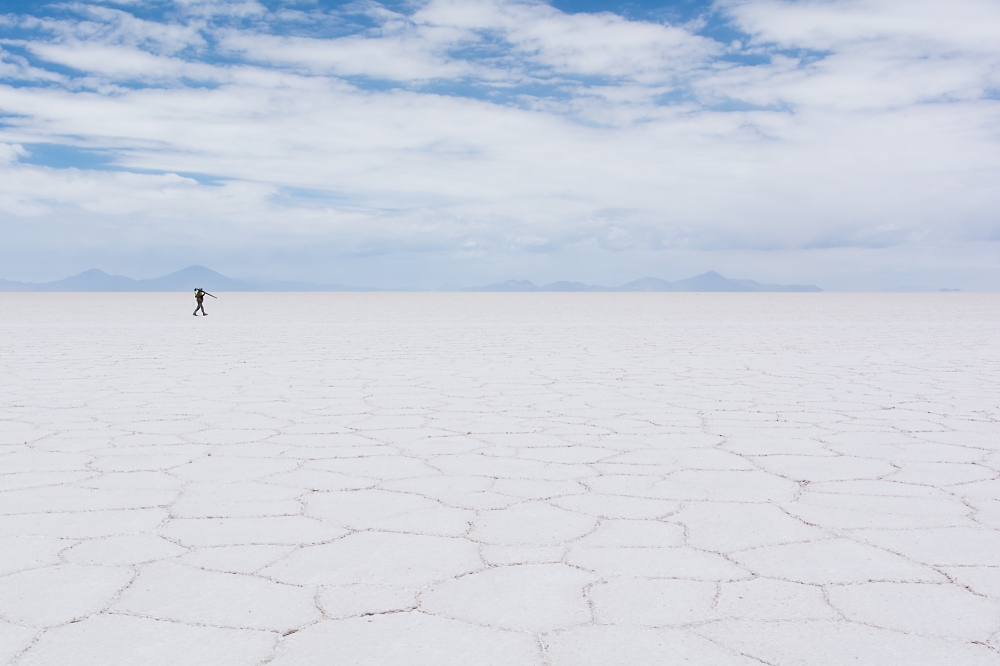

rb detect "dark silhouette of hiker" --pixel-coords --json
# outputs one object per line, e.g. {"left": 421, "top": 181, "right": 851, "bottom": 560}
{"left": 193, "top": 288, "right": 216, "bottom": 316}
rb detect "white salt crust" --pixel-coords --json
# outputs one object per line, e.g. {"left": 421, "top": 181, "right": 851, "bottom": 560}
{"left": 1, "top": 292, "right": 998, "bottom": 665}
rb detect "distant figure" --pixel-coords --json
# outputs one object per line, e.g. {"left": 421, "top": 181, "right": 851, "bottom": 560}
{"left": 193, "top": 288, "right": 216, "bottom": 316}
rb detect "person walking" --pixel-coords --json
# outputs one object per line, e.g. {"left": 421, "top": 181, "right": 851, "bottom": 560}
{"left": 193, "top": 288, "right": 216, "bottom": 316}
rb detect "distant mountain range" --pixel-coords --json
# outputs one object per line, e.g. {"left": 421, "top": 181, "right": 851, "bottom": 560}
{"left": 0, "top": 266, "right": 375, "bottom": 292}
{"left": 466, "top": 271, "right": 823, "bottom": 292}
{"left": 0, "top": 266, "right": 823, "bottom": 293}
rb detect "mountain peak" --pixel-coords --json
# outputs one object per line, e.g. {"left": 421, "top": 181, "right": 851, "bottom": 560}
{"left": 466, "top": 279, "right": 539, "bottom": 292}
{"left": 465, "top": 272, "right": 822, "bottom": 292}
{"left": 170, "top": 265, "right": 227, "bottom": 276}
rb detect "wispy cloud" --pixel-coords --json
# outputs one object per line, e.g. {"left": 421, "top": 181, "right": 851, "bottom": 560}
{"left": 0, "top": 0, "right": 998, "bottom": 288}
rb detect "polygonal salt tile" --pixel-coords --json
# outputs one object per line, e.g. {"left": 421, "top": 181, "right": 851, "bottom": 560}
{"left": 75, "top": 471, "right": 182, "bottom": 491}
{"left": 121, "top": 420, "right": 205, "bottom": 435}
{"left": 469, "top": 502, "right": 596, "bottom": 545}
{"left": 0, "top": 509, "right": 168, "bottom": 538}
{"left": 185, "top": 429, "right": 278, "bottom": 445}
{"left": 590, "top": 578, "right": 718, "bottom": 626}
{"left": 542, "top": 424, "right": 614, "bottom": 438}
{"left": 0, "top": 564, "right": 133, "bottom": 626}
{"left": 110, "top": 433, "right": 189, "bottom": 446}
{"left": 308, "top": 456, "right": 438, "bottom": 479}
{"left": 552, "top": 494, "right": 679, "bottom": 519}
{"left": 652, "top": 470, "right": 799, "bottom": 502}
{"left": 267, "top": 468, "right": 377, "bottom": 491}
{"left": 64, "top": 534, "right": 187, "bottom": 565}
{"left": 695, "top": 619, "right": 1000, "bottom": 666}
{"left": 587, "top": 461, "right": 678, "bottom": 477}
{"left": 380, "top": 475, "right": 517, "bottom": 510}
{"left": 785, "top": 491, "right": 974, "bottom": 529}
{"left": 751, "top": 454, "right": 897, "bottom": 482}
{"left": 112, "top": 561, "right": 318, "bottom": 631}
{"left": 516, "top": 446, "right": 615, "bottom": 463}
{"left": 0, "top": 535, "right": 69, "bottom": 575}
{"left": 262, "top": 532, "right": 481, "bottom": 587}
{"left": 968, "top": 498, "right": 1000, "bottom": 530}
{"left": 804, "top": 480, "right": 953, "bottom": 498}
{"left": 730, "top": 539, "right": 945, "bottom": 584}
{"left": 888, "top": 462, "right": 996, "bottom": 486}
{"left": 0, "top": 451, "right": 90, "bottom": 473}
{"left": 854, "top": 527, "right": 1000, "bottom": 566}
{"left": 281, "top": 444, "right": 395, "bottom": 459}
{"left": 0, "top": 619, "right": 35, "bottom": 664}
{"left": 0, "top": 420, "right": 54, "bottom": 442}
{"left": 210, "top": 442, "right": 295, "bottom": 458}
{"left": 490, "top": 478, "right": 587, "bottom": 500}
{"left": 444, "top": 491, "right": 524, "bottom": 510}
{"left": 574, "top": 520, "right": 685, "bottom": 548}
{"left": 172, "top": 456, "right": 299, "bottom": 482}
{"left": 305, "top": 489, "right": 474, "bottom": 536}
{"left": 984, "top": 451, "right": 1000, "bottom": 471}
{"left": 203, "top": 413, "right": 288, "bottom": 430}
{"left": 944, "top": 566, "right": 1000, "bottom": 598}
{"left": 178, "top": 544, "right": 295, "bottom": 574}
{"left": 827, "top": 582, "right": 1000, "bottom": 640}
{"left": 90, "top": 454, "right": 201, "bottom": 473}
{"left": 0, "top": 471, "right": 96, "bottom": 491}
{"left": 826, "top": 440, "right": 987, "bottom": 463}
{"left": 716, "top": 578, "right": 837, "bottom": 620}
{"left": 31, "top": 435, "right": 116, "bottom": 454}
{"left": 0, "top": 485, "right": 176, "bottom": 513}
{"left": 922, "top": 430, "right": 997, "bottom": 446}
{"left": 672, "top": 503, "right": 829, "bottom": 552}
{"left": 393, "top": 436, "right": 484, "bottom": 455}
{"left": 17, "top": 614, "right": 275, "bottom": 666}
{"left": 568, "top": 547, "right": 749, "bottom": 581}
{"left": 318, "top": 584, "right": 418, "bottom": 619}
{"left": 269, "top": 432, "right": 379, "bottom": 447}
{"left": 345, "top": 414, "right": 426, "bottom": 430}
{"left": 480, "top": 545, "right": 566, "bottom": 565}
{"left": 97, "top": 444, "right": 208, "bottom": 459}
{"left": 160, "top": 516, "right": 347, "bottom": 547}
{"left": 956, "top": 479, "right": 1000, "bottom": 501}
{"left": 584, "top": 474, "right": 662, "bottom": 495}
{"left": 270, "top": 612, "right": 543, "bottom": 665}
{"left": 433, "top": 454, "right": 596, "bottom": 481}
{"left": 597, "top": 449, "right": 679, "bottom": 468}
{"left": 421, "top": 563, "right": 595, "bottom": 632}
{"left": 546, "top": 625, "right": 763, "bottom": 666}
{"left": 670, "top": 448, "right": 759, "bottom": 470}
{"left": 170, "top": 481, "right": 303, "bottom": 519}
{"left": 721, "top": 437, "right": 836, "bottom": 457}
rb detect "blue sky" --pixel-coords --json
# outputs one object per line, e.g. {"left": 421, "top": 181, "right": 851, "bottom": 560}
{"left": 1, "top": 0, "right": 999, "bottom": 289}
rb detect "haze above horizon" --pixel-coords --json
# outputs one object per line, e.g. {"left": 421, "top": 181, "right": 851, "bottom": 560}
{"left": 1, "top": 265, "right": 832, "bottom": 292}
{"left": 1, "top": 0, "right": 997, "bottom": 291}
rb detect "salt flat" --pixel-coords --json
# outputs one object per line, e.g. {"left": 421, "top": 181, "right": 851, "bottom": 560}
{"left": 1, "top": 293, "right": 999, "bottom": 665}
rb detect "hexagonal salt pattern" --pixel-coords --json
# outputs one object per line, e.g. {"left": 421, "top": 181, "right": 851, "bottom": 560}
{"left": 1, "top": 292, "right": 999, "bottom": 665}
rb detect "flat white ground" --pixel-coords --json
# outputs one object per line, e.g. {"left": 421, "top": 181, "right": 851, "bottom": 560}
{"left": 1, "top": 293, "right": 999, "bottom": 665}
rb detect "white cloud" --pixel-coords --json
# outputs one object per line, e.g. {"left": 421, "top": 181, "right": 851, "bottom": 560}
{"left": 25, "top": 42, "right": 221, "bottom": 80}
{"left": 415, "top": 0, "right": 719, "bottom": 82}
{"left": 0, "top": 142, "right": 28, "bottom": 164}
{"left": 0, "top": 0, "right": 998, "bottom": 288}
{"left": 724, "top": 0, "right": 1000, "bottom": 54}
{"left": 217, "top": 28, "right": 480, "bottom": 81}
